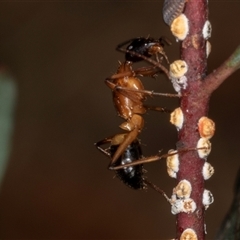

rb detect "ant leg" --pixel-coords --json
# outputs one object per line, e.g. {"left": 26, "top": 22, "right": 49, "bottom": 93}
{"left": 155, "top": 54, "right": 161, "bottom": 63}
{"left": 159, "top": 36, "right": 172, "bottom": 46}
{"left": 118, "top": 48, "right": 170, "bottom": 78}
{"left": 110, "top": 147, "right": 207, "bottom": 170}
{"left": 94, "top": 137, "right": 113, "bottom": 157}
{"left": 95, "top": 131, "right": 142, "bottom": 168}
{"left": 105, "top": 79, "right": 180, "bottom": 98}
{"left": 116, "top": 38, "right": 136, "bottom": 51}
{"left": 144, "top": 105, "right": 172, "bottom": 113}
{"left": 108, "top": 66, "right": 161, "bottom": 80}
{"left": 109, "top": 128, "right": 139, "bottom": 167}
{"left": 109, "top": 153, "right": 164, "bottom": 170}
{"left": 148, "top": 47, "right": 169, "bottom": 64}
{"left": 105, "top": 79, "right": 144, "bottom": 103}
{"left": 113, "top": 84, "right": 180, "bottom": 98}
{"left": 133, "top": 66, "right": 160, "bottom": 77}
{"left": 95, "top": 124, "right": 145, "bottom": 168}
{"left": 144, "top": 179, "right": 171, "bottom": 204}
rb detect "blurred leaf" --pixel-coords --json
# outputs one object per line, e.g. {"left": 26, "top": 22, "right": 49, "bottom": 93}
{"left": 216, "top": 167, "right": 240, "bottom": 240}
{"left": 0, "top": 69, "right": 16, "bottom": 188}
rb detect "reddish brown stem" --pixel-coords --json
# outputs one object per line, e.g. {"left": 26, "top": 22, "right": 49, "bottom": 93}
{"left": 177, "top": 1, "right": 208, "bottom": 239}
{"left": 172, "top": 0, "right": 240, "bottom": 237}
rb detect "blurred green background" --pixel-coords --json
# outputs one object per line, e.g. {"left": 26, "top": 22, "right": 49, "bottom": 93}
{"left": 0, "top": 1, "right": 239, "bottom": 239}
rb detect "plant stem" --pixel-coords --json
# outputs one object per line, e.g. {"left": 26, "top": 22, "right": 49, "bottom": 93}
{"left": 177, "top": 0, "right": 209, "bottom": 239}
{"left": 174, "top": 0, "right": 240, "bottom": 239}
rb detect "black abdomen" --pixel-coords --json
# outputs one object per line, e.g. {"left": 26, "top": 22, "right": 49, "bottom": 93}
{"left": 110, "top": 140, "right": 146, "bottom": 190}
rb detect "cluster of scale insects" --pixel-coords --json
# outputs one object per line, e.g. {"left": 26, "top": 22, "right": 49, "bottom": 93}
{"left": 95, "top": 36, "right": 180, "bottom": 192}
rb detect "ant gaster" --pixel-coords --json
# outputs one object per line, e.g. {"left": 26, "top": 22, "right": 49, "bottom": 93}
{"left": 96, "top": 136, "right": 147, "bottom": 189}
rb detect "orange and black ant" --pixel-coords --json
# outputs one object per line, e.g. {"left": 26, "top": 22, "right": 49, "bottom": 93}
{"left": 95, "top": 36, "right": 186, "bottom": 192}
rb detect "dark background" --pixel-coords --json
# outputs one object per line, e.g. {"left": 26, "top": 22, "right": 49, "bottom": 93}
{"left": 0, "top": 1, "right": 239, "bottom": 239}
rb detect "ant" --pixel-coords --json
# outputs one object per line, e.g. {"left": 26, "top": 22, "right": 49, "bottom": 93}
{"left": 95, "top": 60, "right": 178, "bottom": 191}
